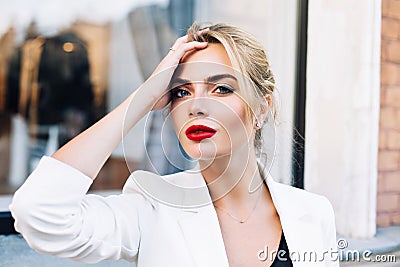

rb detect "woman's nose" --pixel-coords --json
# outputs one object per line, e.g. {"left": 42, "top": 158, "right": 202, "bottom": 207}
{"left": 188, "top": 95, "right": 209, "bottom": 118}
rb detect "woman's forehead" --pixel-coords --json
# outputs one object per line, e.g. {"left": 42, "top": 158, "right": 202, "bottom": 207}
{"left": 181, "top": 42, "right": 231, "bottom": 66}
{"left": 175, "top": 43, "right": 238, "bottom": 81}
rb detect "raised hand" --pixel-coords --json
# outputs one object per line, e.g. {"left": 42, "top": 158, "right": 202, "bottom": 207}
{"left": 145, "top": 33, "right": 208, "bottom": 110}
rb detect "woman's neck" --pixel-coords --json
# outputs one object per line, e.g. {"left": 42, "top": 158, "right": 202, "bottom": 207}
{"left": 198, "top": 146, "right": 266, "bottom": 211}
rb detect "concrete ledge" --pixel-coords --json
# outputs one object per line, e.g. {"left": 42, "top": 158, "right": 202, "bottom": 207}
{"left": 338, "top": 226, "right": 400, "bottom": 255}
{"left": 0, "top": 235, "right": 133, "bottom": 267}
{"left": 338, "top": 226, "right": 400, "bottom": 266}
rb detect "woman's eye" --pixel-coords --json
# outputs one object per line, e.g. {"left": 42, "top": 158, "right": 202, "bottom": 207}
{"left": 214, "top": 85, "right": 234, "bottom": 94}
{"left": 171, "top": 88, "right": 190, "bottom": 99}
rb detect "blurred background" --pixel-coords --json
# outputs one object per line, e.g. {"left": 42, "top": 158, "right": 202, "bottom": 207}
{"left": 0, "top": 0, "right": 399, "bottom": 266}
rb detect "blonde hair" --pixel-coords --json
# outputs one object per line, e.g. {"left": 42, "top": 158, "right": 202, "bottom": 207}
{"left": 186, "top": 22, "right": 277, "bottom": 154}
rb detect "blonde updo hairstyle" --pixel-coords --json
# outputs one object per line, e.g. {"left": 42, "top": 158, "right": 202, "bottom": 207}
{"left": 186, "top": 22, "right": 277, "bottom": 156}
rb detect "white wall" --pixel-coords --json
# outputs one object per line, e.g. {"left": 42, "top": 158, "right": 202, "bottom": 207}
{"left": 195, "top": 0, "right": 298, "bottom": 184}
{"left": 305, "top": 0, "right": 381, "bottom": 238}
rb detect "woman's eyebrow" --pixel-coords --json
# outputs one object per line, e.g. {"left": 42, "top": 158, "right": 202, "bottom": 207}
{"left": 171, "top": 74, "right": 238, "bottom": 87}
{"left": 205, "top": 73, "right": 238, "bottom": 83}
{"left": 170, "top": 77, "right": 191, "bottom": 87}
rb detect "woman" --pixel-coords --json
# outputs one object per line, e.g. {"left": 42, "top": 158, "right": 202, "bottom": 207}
{"left": 10, "top": 23, "right": 339, "bottom": 267}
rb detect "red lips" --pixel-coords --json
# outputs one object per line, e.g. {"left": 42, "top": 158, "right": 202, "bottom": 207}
{"left": 185, "top": 125, "right": 216, "bottom": 141}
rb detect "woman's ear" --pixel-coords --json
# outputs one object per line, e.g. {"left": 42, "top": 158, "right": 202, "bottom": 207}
{"left": 265, "top": 94, "right": 272, "bottom": 109}
{"left": 256, "top": 94, "right": 271, "bottom": 126}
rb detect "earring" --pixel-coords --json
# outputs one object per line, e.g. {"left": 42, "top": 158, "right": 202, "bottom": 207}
{"left": 256, "top": 121, "right": 262, "bottom": 128}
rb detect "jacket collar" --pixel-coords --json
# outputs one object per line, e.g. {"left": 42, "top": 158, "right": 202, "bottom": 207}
{"left": 177, "top": 161, "right": 310, "bottom": 219}
{"left": 129, "top": 161, "right": 310, "bottom": 219}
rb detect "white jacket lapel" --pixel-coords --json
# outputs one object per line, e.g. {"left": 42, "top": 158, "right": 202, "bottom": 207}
{"left": 266, "top": 175, "right": 326, "bottom": 266}
{"left": 177, "top": 206, "right": 230, "bottom": 267}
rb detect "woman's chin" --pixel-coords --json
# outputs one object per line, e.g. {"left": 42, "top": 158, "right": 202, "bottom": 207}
{"left": 187, "top": 151, "right": 215, "bottom": 160}
{"left": 181, "top": 138, "right": 237, "bottom": 160}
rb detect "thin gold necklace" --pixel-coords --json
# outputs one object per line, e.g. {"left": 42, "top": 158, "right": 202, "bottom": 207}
{"left": 213, "top": 186, "right": 263, "bottom": 223}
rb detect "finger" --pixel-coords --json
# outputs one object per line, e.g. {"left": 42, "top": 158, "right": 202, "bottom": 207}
{"left": 197, "top": 28, "right": 210, "bottom": 35}
{"left": 170, "top": 35, "right": 188, "bottom": 50}
{"left": 171, "top": 41, "right": 208, "bottom": 59}
{"left": 170, "top": 29, "right": 209, "bottom": 51}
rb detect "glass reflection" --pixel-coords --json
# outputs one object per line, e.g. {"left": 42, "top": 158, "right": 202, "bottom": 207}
{"left": 0, "top": 0, "right": 195, "bottom": 195}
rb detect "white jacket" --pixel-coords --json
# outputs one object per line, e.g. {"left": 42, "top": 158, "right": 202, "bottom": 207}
{"left": 10, "top": 156, "right": 339, "bottom": 267}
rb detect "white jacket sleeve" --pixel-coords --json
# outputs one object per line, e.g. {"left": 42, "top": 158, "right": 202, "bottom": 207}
{"left": 9, "top": 156, "right": 142, "bottom": 263}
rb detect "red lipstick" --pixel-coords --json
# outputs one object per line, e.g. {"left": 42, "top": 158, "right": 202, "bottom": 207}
{"left": 185, "top": 125, "right": 216, "bottom": 141}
